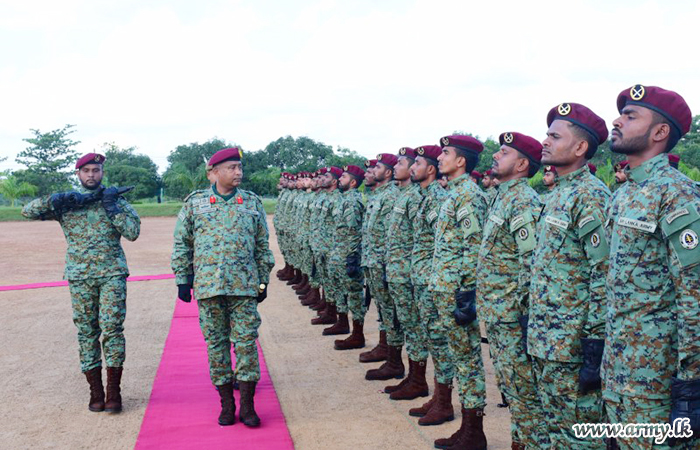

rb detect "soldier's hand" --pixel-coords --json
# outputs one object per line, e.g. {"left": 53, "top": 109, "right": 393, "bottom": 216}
{"left": 578, "top": 338, "right": 604, "bottom": 394}
{"left": 177, "top": 284, "right": 192, "bottom": 302}
{"left": 50, "top": 191, "right": 85, "bottom": 212}
{"left": 346, "top": 253, "right": 361, "bottom": 278}
{"left": 453, "top": 290, "right": 477, "bottom": 326}
{"left": 257, "top": 284, "right": 268, "bottom": 303}
{"left": 670, "top": 377, "right": 700, "bottom": 443}
{"left": 102, "top": 186, "right": 122, "bottom": 217}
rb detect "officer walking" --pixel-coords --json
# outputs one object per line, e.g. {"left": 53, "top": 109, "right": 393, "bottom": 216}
{"left": 22, "top": 152, "right": 141, "bottom": 414}
{"left": 171, "top": 147, "right": 274, "bottom": 427}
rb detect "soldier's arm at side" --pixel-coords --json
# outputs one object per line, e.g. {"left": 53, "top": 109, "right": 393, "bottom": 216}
{"left": 171, "top": 201, "right": 195, "bottom": 284}
{"left": 253, "top": 196, "right": 274, "bottom": 285}
{"left": 21, "top": 196, "right": 56, "bottom": 221}
{"left": 512, "top": 204, "right": 539, "bottom": 314}
{"left": 345, "top": 197, "right": 364, "bottom": 254}
{"left": 110, "top": 198, "right": 141, "bottom": 242}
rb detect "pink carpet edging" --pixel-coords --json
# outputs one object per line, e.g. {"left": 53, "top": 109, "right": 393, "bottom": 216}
{"left": 134, "top": 298, "right": 294, "bottom": 450}
{"left": 0, "top": 273, "right": 175, "bottom": 292}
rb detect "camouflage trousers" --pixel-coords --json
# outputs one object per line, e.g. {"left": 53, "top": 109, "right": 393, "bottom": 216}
{"left": 198, "top": 296, "right": 261, "bottom": 385}
{"left": 300, "top": 243, "right": 314, "bottom": 276}
{"left": 485, "top": 321, "right": 550, "bottom": 449}
{"left": 367, "top": 266, "right": 402, "bottom": 347}
{"left": 532, "top": 357, "right": 606, "bottom": 449}
{"left": 68, "top": 275, "right": 127, "bottom": 372}
{"left": 433, "top": 291, "right": 486, "bottom": 409}
{"left": 327, "top": 263, "right": 365, "bottom": 322}
{"left": 389, "top": 281, "right": 428, "bottom": 361}
{"left": 309, "top": 251, "right": 326, "bottom": 289}
{"left": 414, "top": 284, "right": 453, "bottom": 383}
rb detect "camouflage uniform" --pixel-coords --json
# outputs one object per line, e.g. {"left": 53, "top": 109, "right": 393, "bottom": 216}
{"left": 476, "top": 178, "right": 549, "bottom": 448}
{"left": 364, "top": 181, "right": 401, "bottom": 346}
{"left": 318, "top": 190, "right": 341, "bottom": 296}
{"left": 361, "top": 187, "right": 383, "bottom": 330}
{"left": 308, "top": 190, "right": 327, "bottom": 290}
{"left": 411, "top": 181, "right": 453, "bottom": 383}
{"left": 386, "top": 182, "right": 427, "bottom": 361}
{"left": 327, "top": 189, "right": 365, "bottom": 320}
{"left": 298, "top": 191, "right": 314, "bottom": 277}
{"left": 22, "top": 189, "right": 140, "bottom": 372}
{"left": 171, "top": 185, "right": 274, "bottom": 385}
{"left": 603, "top": 154, "right": 700, "bottom": 450}
{"left": 429, "top": 173, "right": 487, "bottom": 409}
{"left": 274, "top": 188, "right": 292, "bottom": 266}
{"left": 528, "top": 165, "right": 610, "bottom": 449}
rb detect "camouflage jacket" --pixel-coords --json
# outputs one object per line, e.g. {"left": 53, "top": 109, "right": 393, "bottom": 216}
{"left": 360, "top": 188, "right": 375, "bottom": 267}
{"left": 483, "top": 188, "right": 497, "bottom": 211}
{"left": 279, "top": 189, "right": 296, "bottom": 235}
{"left": 411, "top": 181, "right": 448, "bottom": 286}
{"left": 386, "top": 183, "right": 423, "bottom": 283}
{"left": 307, "top": 191, "right": 326, "bottom": 250}
{"left": 273, "top": 189, "right": 290, "bottom": 233}
{"left": 429, "top": 173, "right": 487, "bottom": 293}
{"left": 528, "top": 165, "right": 610, "bottom": 362}
{"left": 297, "top": 191, "right": 313, "bottom": 248}
{"left": 477, "top": 178, "right": 541, "bottom": 324}
{"left": 319, "top": 189, "right": 341, "bottom": 254}
{"left": 602, "top": 154, "right": 700, "bottom": 398}
{"left": 329, "top": 189, "right": 364, "bottom": 265}
{"left": 363, "top": 181, "right": 399, "bottom": 268}
{"left": 22, "top": 188, "right": 140, "bottom": 281}
{"left": 171, "top": 185, "right": 274, "bottom": 299}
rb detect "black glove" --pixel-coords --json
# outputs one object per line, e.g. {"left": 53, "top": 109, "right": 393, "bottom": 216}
{"left": 346, "top": 253, "right": 361, "bottom": 278}
{"left": 257, "top": 284, "right": 268, "bottom": 303}
{"left": 671, "top": 377, "right": 700, "bottom": 441}
{"left": 177, "top": 284, "right": 192, "bottom": 302}
{"left": 363, "top": 283, "right": 372, "bottom": 308}
{"left": 518, "top": 314, "right": 529, "bottom": 353}
{"left": 50, "top": 190, "right": 94, "bottom": 213}
{"left": 579, "top": 338, "right": 605, "bottom": 394}
{"left": 102, "top": 186, "right": 122, "bottom": 217}
{"left": 453, "top": 290, "right": 477, "bottom": 326}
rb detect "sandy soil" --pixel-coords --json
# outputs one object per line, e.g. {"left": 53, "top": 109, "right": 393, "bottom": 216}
{"left": 0, "top": 216, "right": 511, "bottom": 450}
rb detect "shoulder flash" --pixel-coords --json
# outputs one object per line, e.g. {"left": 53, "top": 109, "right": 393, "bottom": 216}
{"left": 184, "top": 189, "right": 206, "bottom": 202}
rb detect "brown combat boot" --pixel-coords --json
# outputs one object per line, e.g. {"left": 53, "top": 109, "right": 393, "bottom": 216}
{"left": 286, "top": 269, "right": 302, "bottom": 285}
{"left": 511, "top": 443, "right": 526, "bottom": 450}
{"left": 216, "top": 382, "right": 235, "bottom": 425}
{"left": 84, "top": 367, "right": 105, "bottom": 412}
{"left": 238, "top": 381, "right": 260, "bottom": 427}
{"left": 418, "top": 381, "right": 454, "bottom": 426}
{"left": 297, "top": 280, "right": 312, "bottom": 296}
{"left": 334, "top": 320, "right": 365, "bottom": 350}
{"left": 311, "top": 291, "right": 327, "bottom": 311}
{"left": 384, "top": 359, "right": 414, "bottom": 394}
{"left": 434, "top": 407, "right": 486, "bottom": 450}
{"left": 389, "top": 359, "right": 429, "bottom": 400}
{"left": 292, "top": 274, "right": 309, "bottom": 291}
{"left": 300, "top": 288, "right": 319, "bottom": 306}
{"left": 311, "top": 303, "right": 337, "bottom": 325}
{"left": 365, "top": 345, "right": 405, "bottom": 380}
{"left": 323, "top": 312, "right": 350, "bottom": 335}
{"left": 359, "top": 330, "right": 388, "bottom": 363}
{"left": 410, "top": 377, "right": 439, "bottom": 417}
{"left": 104, "top": 366, "right": 123, "bottom": 413}
{"left": 276, "top": 263, "right": 290, "bottom": 278}
{"left": 280, "top": 265, "right": 295, "bottom": 280}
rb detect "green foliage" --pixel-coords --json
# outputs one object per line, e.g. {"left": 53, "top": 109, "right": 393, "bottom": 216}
{"left": 679, "top": 162, "right": 700, "bottom": 182}
{"left": 100, "top": 143, "right": 161, "bottom": 200}
{"left": 15, "top": 124, "right": 80, "bottom": 195}
{"left": 528, "top": 171, "right": 545, "bottom": 193}
{"left": 0, "top": 176, "right": 37, "bottom": 206}
{"left": 162, "top": 138, "right": 230, "bottom": 199}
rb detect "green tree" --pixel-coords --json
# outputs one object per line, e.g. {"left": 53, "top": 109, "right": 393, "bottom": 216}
{"left": 100, "top": 143, "right": 161, "bottom": 200}
{"left": 0, "top": 175, "right": 38, "bottom": 206}
{"left": 163, "top": 138, "right": 232, "bottom": 199}
{"left": 15, "top": 124, "right": 80, "bottom": 195}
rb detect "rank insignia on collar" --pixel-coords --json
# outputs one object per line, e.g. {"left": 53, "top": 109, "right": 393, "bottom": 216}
{"left": 210, "top": 196, "right": 216, "bottom": 204}
{"left": 557, "top": 103, "right": 572, "bottom": 116}
{"left": 504, "top": 133, "right": 514, "bottom": 144}
{"left": 237, "top": 196, "right": 243, "bottom": 204}
{"left": 630, "top": 84, "right": 645, "bottom": 101}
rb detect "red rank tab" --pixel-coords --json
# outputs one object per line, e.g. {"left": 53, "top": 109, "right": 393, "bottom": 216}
{"left": 209, "top": 196, "right": 216, "bottom": 204}
{"left": 237, "top": 196, "right": 243, "bottom": 204}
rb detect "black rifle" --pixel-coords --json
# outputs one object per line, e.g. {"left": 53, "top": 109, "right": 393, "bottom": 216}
{"left": 45, "top": 185, "right": 134, "bottom": 220}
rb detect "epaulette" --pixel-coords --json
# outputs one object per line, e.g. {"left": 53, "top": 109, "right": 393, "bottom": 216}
{"left": 241, "top": 189, "right": 262, "bottom": 202}
{"left": 184, "top": 189, "right": 206, "bottom": 202}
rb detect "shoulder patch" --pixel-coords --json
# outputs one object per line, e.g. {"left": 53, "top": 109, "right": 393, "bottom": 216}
{"left": 184, "top": 189, "right": 205, "bottom": 202}
{"left": 666, "top": 208, "right": 690, "bottom": 225}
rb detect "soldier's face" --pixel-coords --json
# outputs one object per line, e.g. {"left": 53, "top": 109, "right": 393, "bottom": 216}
{"left": 410, "top": 157, "right": 429, "bottom": 182}
{"left": 611, "top": 105, "right": 656, "bottom": 155}
{"left": 492, "top": 145, "right": 522, "bottom": 180}
{"left": 542, "top": 120, "right": 580, "bottom": 166}
{"left": 77, "top": 164, "right": 104, "bottom": 190}
{"left": 437, "top": 146, "right": 463, "bottom": 177}
{"left": 614, "top": 170, "right": 628, "bottom": 184}
{"left": 481, "top": 176, "right": 491, "bottom": 188}
{"left": 394, "top": 157, "right": 413, "bottom": 181}
{"left": 338, "top": 173, "right": 354, "bottom": 191}
{"left": 364, "top": 170, "right": 376, "bottom": 186}
{"left": 543, "top": 171, "right": 556, "bottom": 187}
{"left": 373, "top": 164, "right": 392, "bottom": 182}
{"left": 214, "top": 161, "right": 243, "bottom": 188}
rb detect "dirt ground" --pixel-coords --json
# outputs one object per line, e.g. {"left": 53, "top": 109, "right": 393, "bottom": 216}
{"left": 0, "top": 216, "right": 511, "bottom": 450}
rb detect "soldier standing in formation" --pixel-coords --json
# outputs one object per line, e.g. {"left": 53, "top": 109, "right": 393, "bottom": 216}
{"left": 172, "top": 147, "right": 274, "bottom": 427}
{"left": 23, "top": 152, "right": 141, "bottom": 413}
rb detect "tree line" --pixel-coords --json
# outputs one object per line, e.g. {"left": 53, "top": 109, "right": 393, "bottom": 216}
{"left": 1, "top": 118, "right": 699, "bottom": 206}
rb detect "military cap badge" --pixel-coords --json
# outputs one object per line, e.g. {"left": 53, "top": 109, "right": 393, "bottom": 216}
{"left": 441, "top": 137, "right": 450, "bottom": 146}
{"left": 557, "top": 103, "right": 572, "bottom": 116}
{"left": 377, "top": 154, "right": 383, "bottom": 161}
{"left": 630, "top": 84, "right": 645, "bottom": 101}
{"left": 503, "top": 133, "right": 514, "bottom": 144}
{"left": 399, "top": 148, "right": 406, "bottom": 155}
{"left": 343, "top": 165, "right": 349, "bottom": 171}
{"left": 417, "top": 147, "right": 424, "bottom": 155}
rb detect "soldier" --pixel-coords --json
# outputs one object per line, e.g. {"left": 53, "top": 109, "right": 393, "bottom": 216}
{"left": 470, "top": 170, "right": 483, "bottom": 186}
{"left": 171, "top": 147, "right": 274, "bottom": 427}
{"left": 604, "top": 85, "right": 699, "bottom": 449}
{"left": 407, "top": 144, "right": 456, "bottom": 426}
{"left": 668, "top": 153, "right": 681, "bottom": 169}
{"left": 301, "top": 171, "right": 327, "bottom": 307}
{"left": 292, "top": 172, "right": 315, "bottom": 298}
{"left": 324, "top": 165, "right": 367, "bottom": 348}
{"left": 383, "top": 147, "right": 430, "bottom": 400}
{"left": 613, "top": 160, "right": 629, "bottom": 184}
{"left": 542, "top": 165, "right": 557, "bottom": 190}
{"left": 275, "top": 173, "right": 293, "bottom": 280}
{"left": 430, "top": 135, "right": 488, "bottom": 450}
{"left": 481, "top": 169, "right": 497, "bottom": 208}
{"left": 476, "top": 132, "right": 549, "bottom": 450}
{"left": 528, "top": 103, "right": 611, "bottom": 449}
{"left": 22, "top": 152, "right": 141, "bottom": 413}
{"left": 364, "top": 154, "right": 405, "bottom": 381}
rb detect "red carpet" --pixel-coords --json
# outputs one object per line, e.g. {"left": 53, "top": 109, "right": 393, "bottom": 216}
{"left": 134, "top": 298, "right": 294, "bottom": 450}
{"left": 0, "top": 274, "right": 175, "bottom": 292}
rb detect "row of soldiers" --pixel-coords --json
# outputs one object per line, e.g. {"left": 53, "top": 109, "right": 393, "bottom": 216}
{"left": 273, "top": 84, "right": 699, "bottom": 450}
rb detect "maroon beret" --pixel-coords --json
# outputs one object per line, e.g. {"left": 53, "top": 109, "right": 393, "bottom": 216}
{"left": 329, "top": 166, "right": 343, "bottom": 178}
{"left": 617, "top": 84, "right": 692, "bottom": 135}
{"left": 587, "top": 163, "right": 597, "bottom": 174}
{"left": 668, "top": 153, "right": 680, "bottom": 168}
{"left": 208, "top": 147, "right": 242, "bottom": 167}
{"left": 471, "top": 170, "right": 483, "bottom": 180}
{"left": 415, "top": 145, "right": 442, "bottom": 162}
{"left": 440, "top": 135, "right": 484, "bottom": 154}
{"left": 365, "top": 159, "right": 377, "bottom": 169}
{"left": 76, "top": 153, "right": 105, "bottom": 169}
{"left": 543, "top": 165, "right": 557, "bottom": 174}
{"left": 484, "top": 169, "right": 493, "bottom": 177}
{"left": 499, "top": 132, "right": 543, "bottom": 163}
{"left": 344, "top": 164, "right": 365, "bottom": 181}
{"left": 318, "top": 167, "right": 328, "bottom": 175}
{"left": 547, "top": 103, "right": 608, "bottom": 145}
{"left": 398, "top": 147, "right": 416, "bottom": 159}
{"left": 376, "top": 153, "right": 399, "bottom": 168}
{"left": 614, "top": 160, "right": 629, "bottom": 171}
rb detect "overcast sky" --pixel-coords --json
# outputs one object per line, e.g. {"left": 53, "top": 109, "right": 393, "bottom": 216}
{"left": 1, "top": 0, "right": 699, "bottom": 173}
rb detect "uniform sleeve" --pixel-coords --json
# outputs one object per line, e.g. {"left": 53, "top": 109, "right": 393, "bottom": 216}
{"left": 660, "top": 200, "right": 700, "bottom": 380}
{"left": 21, "top": 196, "right": 56, "bottom": 221}
{"left": 345, "top": 197, "right": 364, "bottom": 254}
{"left": 457, "top": 194, "right": 484, "bottom": 288}
{"left": 254, "top": 197, "right": 275, "bottom": 284}
{"left": 171, "top": 201, "right": 195, "bottom": 285}
{"left": 110, "top": 198, "right": 141, "bottom": 242}
{"left": 575, "top": 193, "right": 610, "bottom": 339}
{"left": 511, "top": 200, "right": 540, "bottom": 313}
